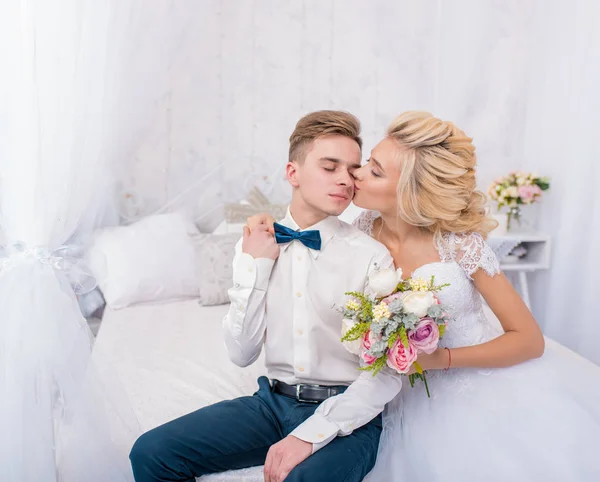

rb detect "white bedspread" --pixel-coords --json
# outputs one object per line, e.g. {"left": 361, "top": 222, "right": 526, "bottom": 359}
{"left": 96, "top": 299, "right": 266, "bottom": 481}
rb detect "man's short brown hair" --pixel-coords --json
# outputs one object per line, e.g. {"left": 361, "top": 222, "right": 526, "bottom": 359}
{"left": 288, "top": 110, "right": 362, "bottom": 163}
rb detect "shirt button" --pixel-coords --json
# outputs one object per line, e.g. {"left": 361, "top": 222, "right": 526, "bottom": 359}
{"left": 297, "top": 329, "right": 304, "bottom": 336}
{"left": 297, "top": 366, "right": 305, "bottom": 372}
{"left": 247, "top": 267, "right": 253, "bottom": 273}
{"left": 297, "top": 255, "right": 303, "bottom": 261}
{"left": 317, "top": 433, "right": 325, "bottom": 439}
{"left": 296, "top": 291, "right": 302, "bottom": 297}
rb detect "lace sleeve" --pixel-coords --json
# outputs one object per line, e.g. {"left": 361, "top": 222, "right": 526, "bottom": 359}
{"left": 352, "top": 210, "right": 379, "bottom": 236}
{"left": 445, "top": 232, "right": 501, "bottom": 280}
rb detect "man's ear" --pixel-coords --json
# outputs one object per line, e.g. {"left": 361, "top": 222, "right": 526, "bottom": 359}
{"left": 286, "top": 161, "right": 300, "bottom": 188}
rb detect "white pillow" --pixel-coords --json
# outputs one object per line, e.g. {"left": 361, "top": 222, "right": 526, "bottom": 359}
{"left": 88, "top": 213, "right": 200, "bottom": 309}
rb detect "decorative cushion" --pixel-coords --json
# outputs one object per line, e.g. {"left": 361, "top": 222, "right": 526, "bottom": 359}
{"left": 193, "top": 233, "right": 240, "bottom": 306}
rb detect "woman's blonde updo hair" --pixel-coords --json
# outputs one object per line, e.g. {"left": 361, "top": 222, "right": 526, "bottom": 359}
{"left": 387, "top": 111, "right": 497, "bottom": 237}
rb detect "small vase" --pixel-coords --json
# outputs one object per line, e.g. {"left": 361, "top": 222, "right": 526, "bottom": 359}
{"left": 506, "top": 206, "right": 522, "bottom": 232}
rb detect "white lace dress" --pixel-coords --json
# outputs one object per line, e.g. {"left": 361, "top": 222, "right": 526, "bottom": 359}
{"left": 355, "top": 211, "right": 600, "bottom": 482}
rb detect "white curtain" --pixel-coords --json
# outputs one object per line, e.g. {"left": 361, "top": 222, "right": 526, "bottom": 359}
{"left": 0, "top": 1, "right": 183, "bottom": 480}
{"left": 523, "top": 0, "right": 600, "bottom": 364}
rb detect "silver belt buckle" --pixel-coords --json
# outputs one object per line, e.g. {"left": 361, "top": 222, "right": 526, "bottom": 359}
{"left": 295, "top": 384, "right": 321, "bottom": 404}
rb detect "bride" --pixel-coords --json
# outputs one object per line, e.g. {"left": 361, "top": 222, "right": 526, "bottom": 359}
{"left": 247, "top": 111, "right": 600, "bottom": 481}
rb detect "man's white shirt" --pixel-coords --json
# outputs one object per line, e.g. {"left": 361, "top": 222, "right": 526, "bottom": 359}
{"left": 223, "top": 209, "right": 403, "bottom": 452}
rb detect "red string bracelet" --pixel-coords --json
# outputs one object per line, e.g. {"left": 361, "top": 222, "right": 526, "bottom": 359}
{"left": 444, "top": 348, "right": 452, "bottom": 371}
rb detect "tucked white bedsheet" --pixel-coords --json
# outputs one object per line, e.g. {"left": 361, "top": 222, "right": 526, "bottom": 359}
{"left": 96, "top": 299, "right": 267, "bottom": 481}
{"left": 96, "top": 299, "right": 597, "bottom": 482}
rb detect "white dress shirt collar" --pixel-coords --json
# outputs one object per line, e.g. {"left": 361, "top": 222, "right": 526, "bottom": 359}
{"left": 277, "top": 206, "right": 342, "bottom": 258}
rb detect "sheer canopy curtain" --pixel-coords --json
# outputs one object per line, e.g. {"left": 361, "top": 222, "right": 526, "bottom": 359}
{"left": 0, "top": 1, "right": 184, "bottom": 480}
{"left": 522, "top": 0, "right": 600, "bottom": 365}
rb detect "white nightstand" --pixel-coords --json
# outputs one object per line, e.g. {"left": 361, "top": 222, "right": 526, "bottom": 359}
{"left": 488, "top": 232, "right": 551, "bottom": 308}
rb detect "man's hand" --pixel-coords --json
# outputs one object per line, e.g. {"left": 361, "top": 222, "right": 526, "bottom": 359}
{"left": 264, "top": 435, "right": 312, "bottom": 482}
{"left": 246, "top": 213, "right": 276, "bottom": 235}
{"left": 242, "top": 224, "right": 280, "bottom": 260}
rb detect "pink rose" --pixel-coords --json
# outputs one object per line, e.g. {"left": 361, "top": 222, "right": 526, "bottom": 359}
{"left": 387, "top": 339, "right": 418, "bottom": 374}
{"left": 517, "top": 184, "right": 542, "bottom": 203}
{"left": 517, "top": 185, "right": 533, "bottom": 201}
{"left": 407, "top": 318, "right": 440, "bottom": 354}
{"left": 361, "top": 331, "right": 378, "bottom": 365}
{"left": 382, "top": 292, "right": 403, "bottom": 305}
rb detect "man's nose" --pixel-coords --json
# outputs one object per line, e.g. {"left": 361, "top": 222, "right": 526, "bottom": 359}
{"left": 337, "top": 170, "right": 354, "bottom": 186}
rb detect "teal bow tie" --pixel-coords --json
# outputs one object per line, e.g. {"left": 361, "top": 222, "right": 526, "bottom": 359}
{"left": 273, "top": 222, "right": 322, "bottom": 250}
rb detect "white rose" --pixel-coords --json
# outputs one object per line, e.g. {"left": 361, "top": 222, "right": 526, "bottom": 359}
{"left": 341, "top": 318, "right": 362, "bottom": 355}
{"left": 401, "top": 291, "right": 436, "bottom": 318}
{"left": 506, "top": 186, "right": 519, "bottom": 198}
{"left": 368, "top": 267, "right": 403, "bottom": 298}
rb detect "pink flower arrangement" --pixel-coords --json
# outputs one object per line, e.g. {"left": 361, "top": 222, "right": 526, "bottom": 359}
{"left": 341, "top": 273, "right": 451, "bottom": 397}
{"left": 488, "top": 171, "right": 550, "bottom": 209}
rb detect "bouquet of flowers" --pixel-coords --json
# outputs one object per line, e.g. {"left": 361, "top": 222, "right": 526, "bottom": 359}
{"left": 488, "top": 172, "right": 550, "bottom": 231}
{"left": 487, "top": 171, "right": 550, "bottom": 210}
{"left": 340, "top": 266, "right": 451, "bottom": 397}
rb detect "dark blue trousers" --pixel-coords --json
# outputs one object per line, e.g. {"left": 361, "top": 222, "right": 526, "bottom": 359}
{"left": 129, "top": 377, "right": 382, "bottom": 482}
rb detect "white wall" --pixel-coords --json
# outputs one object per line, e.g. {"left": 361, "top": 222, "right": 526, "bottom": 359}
{"left": 125, "top": 0, "right": 536, "bottom": 230}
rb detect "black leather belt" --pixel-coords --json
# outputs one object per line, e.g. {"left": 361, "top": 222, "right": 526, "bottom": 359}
{"left": 272, "top": 379, "right": 347, "bottom": 403}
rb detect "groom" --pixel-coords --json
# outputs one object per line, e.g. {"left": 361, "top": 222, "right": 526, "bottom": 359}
{"left": 129, "top": 111, "right": 403, "bottom": 482}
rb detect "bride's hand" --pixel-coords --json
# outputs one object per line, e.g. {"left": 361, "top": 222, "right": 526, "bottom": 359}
{"left": 246, "top": 213, "right": 276, "bottom": 235}
{"left": 413, "top": 348, "right": 450, "bottom": 372}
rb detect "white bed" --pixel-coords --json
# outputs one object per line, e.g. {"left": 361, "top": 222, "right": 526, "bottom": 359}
{"left": 95, "top": 299, "right": 267, "bottom": 481}
{"left": 96, "top": 298, "right": 598, "bottom": 482}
